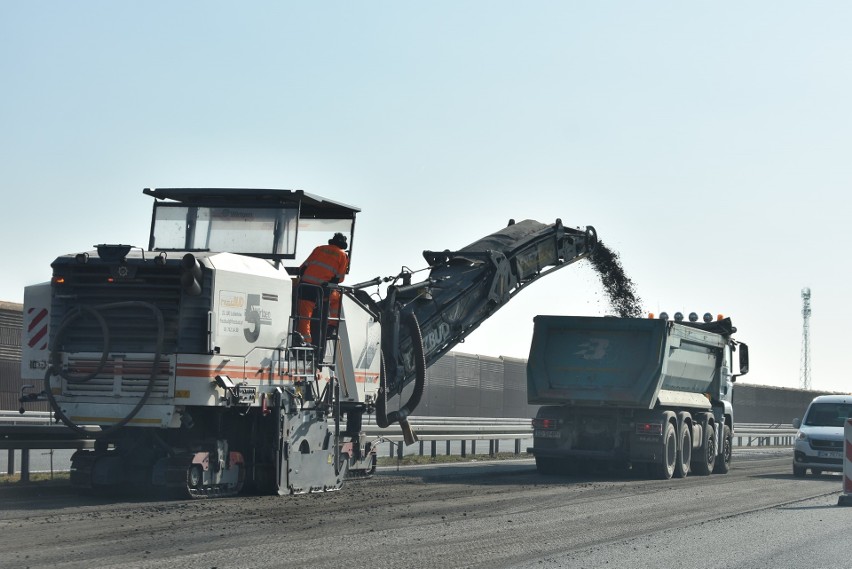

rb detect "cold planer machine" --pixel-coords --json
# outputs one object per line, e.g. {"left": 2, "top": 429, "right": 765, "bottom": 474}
{"left": 20, "top": 188, "right": 596, "bottom": 497}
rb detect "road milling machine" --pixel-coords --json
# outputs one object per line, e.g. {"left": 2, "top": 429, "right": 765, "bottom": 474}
{"left": 21, "top": 188, "right": 596, "bottom": 497}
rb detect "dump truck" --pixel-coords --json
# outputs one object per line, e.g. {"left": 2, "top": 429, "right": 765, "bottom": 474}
{"left": 20, "top": 187, "right": 596, "bottom": 497}
{"left": 528, "top": 313, "right": 749, "bottom": 479}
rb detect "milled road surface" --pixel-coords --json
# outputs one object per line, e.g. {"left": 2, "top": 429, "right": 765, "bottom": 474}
{"left": 0, "top": 449, "right": 846, "bottom": 569}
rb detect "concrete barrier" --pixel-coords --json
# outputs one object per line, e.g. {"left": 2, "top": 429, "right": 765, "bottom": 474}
{"left": 839, "top": 418, "right": 852, "bottom": 507}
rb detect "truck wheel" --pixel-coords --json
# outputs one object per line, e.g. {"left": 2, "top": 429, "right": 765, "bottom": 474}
{"left": 652, "top": 422, "right": 677, "bottom": 480}
{"left": 674, "top": 423, "right": 691, "bottom": 478}
{"left": 713, "top": 425, "right": 732, "bottom": 474}
{"left": 691, "top": 423, "right": 716, "bottom": 476}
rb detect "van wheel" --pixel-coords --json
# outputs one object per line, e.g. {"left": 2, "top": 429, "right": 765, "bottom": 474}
{"left": 713, "top": 425, "right": 732, "bottom": 474}
{"left": 811, "top": 468, "right": 823, "bottom": 476}
{"left": 674, "top": 423, "right": 691, "bottom": 478}
{"left": 793, "top": 465, "right": 807, "bottom": 477}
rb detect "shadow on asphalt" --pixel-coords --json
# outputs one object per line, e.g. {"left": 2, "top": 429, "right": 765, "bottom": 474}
{"left": 376, "top": 459, "right": 659, "bottom": 486}
{"left": 778, "top": 503, "right": 840, "bottom": 511}
{"left": 750, "top": 472, "right": 842, "bottom": 482}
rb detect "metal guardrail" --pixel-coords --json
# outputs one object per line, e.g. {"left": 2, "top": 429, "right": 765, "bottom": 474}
{"left": 363, "top": 416, "right": 535, "bottom": 458}
{"left": 0, "top": 411, "right": 99, "bottom": 452}
{"left": 0, "top": 411, "right": 99, "bottom": 481}
{"left": 733, "top": 423, "right": 798, "bottom": 448}
{"left": 1, "top": 412, "right": 799, "bottom": 443}
{"left": 1, "top": 411, "right": 798, "bottom": 478}
{"left": 364, "top": 417, "right": 799, "bottom": 458}
{"left": 0, "top": 410, "right": 55, "bottom": 425}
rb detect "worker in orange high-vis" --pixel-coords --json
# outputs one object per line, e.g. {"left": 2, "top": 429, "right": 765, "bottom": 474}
{"left": 296, "top": 232, "right": 349, "bottom": 346}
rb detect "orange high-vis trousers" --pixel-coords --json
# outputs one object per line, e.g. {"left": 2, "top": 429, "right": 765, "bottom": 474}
{"left": 296, "top": 290, "right": 341, "bottom": 345}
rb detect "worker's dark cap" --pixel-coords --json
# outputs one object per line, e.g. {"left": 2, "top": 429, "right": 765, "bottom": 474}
{"left": 329, "top": 233, "right": 348, "bottom": 249}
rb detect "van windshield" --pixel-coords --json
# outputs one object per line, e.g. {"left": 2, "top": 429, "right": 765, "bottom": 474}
{"left": 804, "top": 402, "right": 852, "bottom": 427}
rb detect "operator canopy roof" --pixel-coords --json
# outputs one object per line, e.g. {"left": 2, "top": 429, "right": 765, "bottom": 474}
{"left": 143, "top": 187, "right": 360, "bottom": 219}
{"left": 144, "top": 188, "right": 359, "bottom": 264}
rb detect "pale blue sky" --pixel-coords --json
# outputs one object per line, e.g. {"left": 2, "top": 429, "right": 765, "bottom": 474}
{"left": 2, "top": 2, "right": 850, "bottom": 394}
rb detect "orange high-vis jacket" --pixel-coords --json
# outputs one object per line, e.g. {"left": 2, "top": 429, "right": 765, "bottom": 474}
{"left": 300, "top": 245, "right": 348, "bottom": 286}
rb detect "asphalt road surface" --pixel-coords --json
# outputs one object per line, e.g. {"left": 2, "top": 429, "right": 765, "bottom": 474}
{"left": 0, "top": 448, "right": 847, "bottom": 569}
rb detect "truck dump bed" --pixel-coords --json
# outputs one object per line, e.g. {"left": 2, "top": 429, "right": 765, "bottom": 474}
{"left": 527, "top": 315, "right": 728, "bottom": 410}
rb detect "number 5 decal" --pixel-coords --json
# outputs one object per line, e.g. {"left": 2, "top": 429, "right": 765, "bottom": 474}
{"left": 244, "top": 293, "right": 261, "bottom": 343}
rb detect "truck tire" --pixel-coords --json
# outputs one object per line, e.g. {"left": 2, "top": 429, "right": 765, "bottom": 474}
{"left": 713, "top": 424, "right": 732, "bottom": 474}
{"left": 652, "top": 422, "right": 677, "bottom": 480}
{"left": 691, "top": 423, "right": 716, "bottom": 476}
{"left": 674, "top": 423, "right": 691, "bottom": 478}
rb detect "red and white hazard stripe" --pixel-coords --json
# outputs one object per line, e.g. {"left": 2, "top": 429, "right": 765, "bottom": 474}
{"left": 26, "top": 307, "right": 48, "bottom": 351}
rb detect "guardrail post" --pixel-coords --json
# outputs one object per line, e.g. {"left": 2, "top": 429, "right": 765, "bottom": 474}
{"left": 461, "top": 440, "right": 467, "bottom": 458}
{"left": 471, "top": 440, "right": 476, "bottom": 455}
{"left": 20, "top": 449, "right": 30, "bottom": 483}
{"left": 396, "top": 441, "right": 403, "bottom": 460}
{"left": 489, "top": 440, "right": 495, "bottom": 457}
{"left": 6, "top": 449, "right": 13, "bottom": 475}
{"left": 419, "top": 441, "right": 424, "bottom": 456}
{"left": 431, "top": 441, "right": 437, "bottom": 458}
{"left": 446, "top": 441, "right": 451, "bottom": 456}
{"left": 514, "top": 439, "right": 521, "bottom": 454}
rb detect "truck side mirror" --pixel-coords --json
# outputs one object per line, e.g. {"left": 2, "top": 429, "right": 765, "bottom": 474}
{"left": 737, "top": 343, "right": 749, "bottom": 377}
{"left": 792, "top": 418, "right": 801, "bottom": 429}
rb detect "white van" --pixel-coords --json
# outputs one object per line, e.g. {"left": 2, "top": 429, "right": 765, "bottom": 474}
{"left": 792, "top": 394, "right": 852, "bottom": 477}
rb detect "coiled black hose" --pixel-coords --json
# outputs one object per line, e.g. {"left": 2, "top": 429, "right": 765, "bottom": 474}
{"left": 44, "top": 301, "right": 165, "bottom": 438}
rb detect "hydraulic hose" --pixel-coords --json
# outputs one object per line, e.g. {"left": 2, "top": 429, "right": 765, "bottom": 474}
{"left": 376, "top": 311, "right": 426, "bottom": 445}
{"left": 44, "top": 301, "right": 165, "bottom": 439}
{"left": 375, "top": 353, "right": 390, "bottom": 430}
